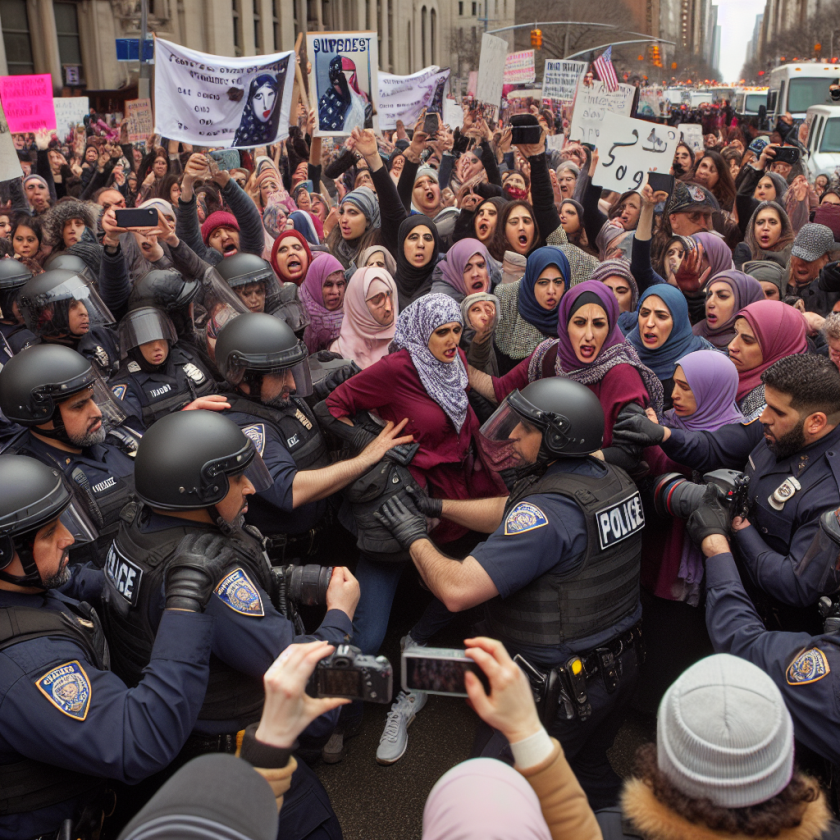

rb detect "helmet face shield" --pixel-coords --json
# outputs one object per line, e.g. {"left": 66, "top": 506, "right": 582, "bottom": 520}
{"left": 59, "top": 495, "right": 100, "bottom": 548}
{"left": 241, "top": 448, "right": 273, "bottom": 494}
{"left": 201, "top": 440, "right": 273, "bottom": 501}
{"left": 119, "top": 307, "right": 178, "bottom": 356}
{"left": 225, "top": 356, "right": 314, "bottom": 400}
{"left": 797, "top": 508, "right": 840, "bottom": 591}
{"left": 57, "top": 374, "right": 128, "bottom": 433}
{"left": 271, "top": 297, "right": 311, "bottom": 333}
{"left": 21, "top": 275, "right": 116, "bottom": 338}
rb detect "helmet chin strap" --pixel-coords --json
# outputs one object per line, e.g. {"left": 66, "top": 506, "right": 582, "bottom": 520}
{"left": 0, "top": 533, "right": 43, "bottom": 588}
{"left": 33, "top": 407, "right": 74, "bottom": 446}
{"left": 209, "top": 505, "right": 244, "bottom": 537}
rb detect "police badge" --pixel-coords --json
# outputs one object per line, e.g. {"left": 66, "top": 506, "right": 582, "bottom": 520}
{"left": 183, "top": 363, "right": 205, "bottom": 384}
{"left": 504, "top": 502, "right": 548, "bottom": 535}
{"left": 93, "top": 345, "right": 109, "bottom": 369}
{"left": 37, "top": 661, "right": 92, "bottom": 720}
{"left": 786, "top": 648, "right": 830, "bottom": 685}
{"left": 127, "top": 361, "right": 141, "bottom": 373}
{"left": 769, "top": 476, "right": 801, "bottom": 511}
{"left": 214, "top": 568, "right": 265, "bottom": 617}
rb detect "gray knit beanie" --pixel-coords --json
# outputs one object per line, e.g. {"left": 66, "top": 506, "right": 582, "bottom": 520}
{"left": 657, "top": 654, "right": 794, "bottom": 808}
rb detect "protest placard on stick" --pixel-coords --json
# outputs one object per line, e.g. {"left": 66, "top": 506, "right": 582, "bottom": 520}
{"left": 378, "top": 66, "right": 449, "bottom": 130}
{"left": 568, "top": 77, "right": 635, "bottom": 145}
{"left": 0, "top": 74, "right": 56, "bottom": 133}
{"left": 476, "top": 33, "right": 507, "bottom": 109}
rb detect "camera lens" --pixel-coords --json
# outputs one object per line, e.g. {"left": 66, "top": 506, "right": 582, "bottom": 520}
{"left": 652, "top": 473, "right": 706, "bottom": 519}
{"left": 288, "top": 564, "right": 333, "bottom": 606}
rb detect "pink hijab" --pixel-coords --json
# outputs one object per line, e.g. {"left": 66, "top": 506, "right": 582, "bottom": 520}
{"left": 330, "top": 267, "right": 397, "bottom": 368}
{"left": 300, "top": 252, "right": 345, "bottom": 354}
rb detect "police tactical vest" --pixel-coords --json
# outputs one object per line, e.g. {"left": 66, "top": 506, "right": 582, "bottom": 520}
{"left": 102, "top": 504, "right": 270, "bottom": 724}
{"left": 228, "top": 396, "right": 329, "bottom": 470}
{"left": 485, "top": 464, "right": 643, "bottom": 646}
{"left": 0, "top": 602, "right": 107, "bottom": 815}
{"left": 77, "top": 326, "right": 120, "bottom": 379}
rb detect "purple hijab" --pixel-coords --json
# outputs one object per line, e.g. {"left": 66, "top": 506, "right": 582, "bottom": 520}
{"left": 692, "top": 270, "right": 765, "bottom": 348}
{"left": 437, "top": 239, "right": 492, "bottom": 297}
{"left": 300, "top": 252, "right": 345, "bottom": 354}
{"left": 691, "top": 232, "right": 735, "bottom": 277}
{"left": 663, "top": 350, "right": 744, "bottom": 431}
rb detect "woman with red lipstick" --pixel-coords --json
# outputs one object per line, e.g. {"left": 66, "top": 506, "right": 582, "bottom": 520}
{"left": 692, "top": 270, "right": 764, "bottom": 349}
{"left": 299, "top": 252, "right": 346, "bottom": 354}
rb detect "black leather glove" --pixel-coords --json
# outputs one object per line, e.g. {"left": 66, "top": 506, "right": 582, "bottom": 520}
{"left": 406, "top": 485, "right": 443, "bottom": 518}
{"left": 612, "top": 411, "right": 666, "bottom": 447}
{"left": 373, "top": 495, "right": 428, "bottom": 550}
{"left": 685, "top": 485, "right": 731, "bottom": 547}
{"left": 165, "top": 533, "right": 236, "bottom": 612}
{"left": 312, "top": 361, "right": 362, "bottom": 401}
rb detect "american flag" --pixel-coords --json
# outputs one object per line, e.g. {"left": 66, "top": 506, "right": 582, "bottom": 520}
{"left": 593, "top": 46, "right": 619, "bottom": 92}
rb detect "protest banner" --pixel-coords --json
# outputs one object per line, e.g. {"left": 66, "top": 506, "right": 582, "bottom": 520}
{"left": 154, "top": 38, "right": 294, "bottom": 148}
{"left": 504, "top": 50, "right": 535, "bottom": 85}
{"left": 0, "top": 99, "right": 22, "bottom": 182}
{"left": 0, "top": 74, "right": 56, "bottom": 133}
{"left": 542, "top": 60, "right": 586, "bottom": 104}
{"left": 638, "top": 86, "right": 666, "bottom": 118}
{"left": 443, "top": 98, "right": 463, "bottom": 129}
{"left": 568, "top": 76, "right": 635, "bottom": 145}
{"left": 53, "top": 97, "right": 89, "bottom": 137}
{"left": 594, "top": 111, "right": 678, "bottom": 193}
{"left": 678, "top": 123, "right": 703, "bottom": 152}
{"left": 378, "top": 66, "right": 450, "bottom": 130}
{"left": 125, "top": 98, "right": 153, "bottom": 143}
{"left": 476, "top": 33, "right": 507, "bottom": 108}
{"left": 308, "top": 32, "right": 379, "bottom": 136}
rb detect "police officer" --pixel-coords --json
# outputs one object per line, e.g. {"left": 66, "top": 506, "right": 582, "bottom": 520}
{"left": 0, "top": 454, "right": 226, "bottom": 840}
{"left": 214, "top": 251, "right": 284, "bottom": 314}
{"left": 109, "top": 306, "right": 225, "bottom": 427}
{"left": 614, "top": 354, "right": 840, "bottom": 622}
{"left": 375, "top": 378, "right": 644, "bottom": 810}
{"left": 103, "top": 409, "right": 358, "bottom": 840}
{"left": 0, "top": 259, "right": 36, "bottom": 363}
{"left": 213, "top": 312, "right": 412, "bottom": 553}
{"left": 18, "top": 268, "right": 120, "bottom": 377}
{"left": 0, "top": 344, "right": 136, "bottom": 564}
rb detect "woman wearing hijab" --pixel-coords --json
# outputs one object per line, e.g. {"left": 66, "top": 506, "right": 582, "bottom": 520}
{"left": 431, "top": 239, "right": 495, "bottom": 304}
{"left": 730, "top": 299, "right": 809, "bottom": 419}
{"left": 318, "top": 56, "right": 372, "bottom": 133}
{"left": 743, "top": 259, "right": 786, "bottom": 300}
{"left": 288, "top": 209, "right": 321, "bottom": 246}
{"left": 357, "top": 244, "right": 397, "bottom": 276}
{"left": 493, "top": 246, "right": 570, "bottom": 375}
{"left": 735, "top": 157, "right": 788, "bottom": 237}
{"left": 329, "top": 266, "right": 397, "bottom": 368}
{"left": 627, "top": 285, "right": 714, "bottom": 409}
{"left": 299, "top": 252, "right": 346, "bottom": 354}
{"left": 692, "top": 270, "right": 765, "bottom": 349}
{"left": 232, "top": 73, "right": 283, "bottom": 147}
{"left": 270, "top": 229, "right": 313, "bottom": 286}
{"left": 461, "top": 292, "right": 500, "bottom": 376}
{"left": 589, "top": 259, "right": 639, "bottom": 333}
{"left": 393, "top": 215, "right": 442, "bottom": 311}
{"left": 734, "top": 200, "right": 795, "bottom": 269}
{"left": 326, "top": 186, "right": 382, "bottom": 269}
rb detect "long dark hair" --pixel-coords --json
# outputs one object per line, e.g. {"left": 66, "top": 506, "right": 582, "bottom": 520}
{"left": 691, "top": 150, "right": 736, "bottom": 212}
{"left": 488, "top": 200, "right": 541, "bottom": 262}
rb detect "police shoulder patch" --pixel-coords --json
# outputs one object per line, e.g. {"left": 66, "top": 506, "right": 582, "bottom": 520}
{"left": 787, "top": 648, "right": 830, "bottom": 685}
{"left": 242, "top": 423, "right": 266, "bottom": 456}
{"left": 504, "top": 502, "right": 548, "bottom": 535}
{"left": 111, "top": 384, "right": 127, "bottom": 400}
{"left": 36, "top": 661, "right": 92, "bottom": 720}
{"left": 214, "top": 568, "right": 265, "bottom": 617}
{"left": 127, "top": 361, "right": 141, "bottom": 373}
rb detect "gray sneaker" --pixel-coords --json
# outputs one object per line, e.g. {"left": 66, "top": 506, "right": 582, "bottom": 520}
{"left": 375, "top": 690, "right": 428, "bottom": 765}
{"left": 400, "top": 632, "right": 424, "bottom": 651}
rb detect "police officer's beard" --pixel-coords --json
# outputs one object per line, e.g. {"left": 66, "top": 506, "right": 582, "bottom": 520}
{"left": 763, "top": 420, "right": 806, "bottom": 461}
{"left": 70, "top": 425, "right": 108, "bottom": 448}
{"left": 41, "top": 549, "right": 72, "bottom": 589}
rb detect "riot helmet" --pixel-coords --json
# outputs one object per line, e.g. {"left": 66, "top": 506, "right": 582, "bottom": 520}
{"left": 0, "top": 344, "right": 126, "bottom": 444}
{"left": 42, "top": 253, "right": 97, "bottom": 288}
{"left": 480, "top": 377, "right": 604, "bottom": 462}
{"left": 798, "top": 507, "right": 840, "bottom": 596}
{"left": 118, "top": 306, "right": 179, "bottom": 371}
{"left": 133, "top": 411, "right": 272, "bottom": 529}
{"left": 214, "top": 253, "right": 283, "bottom": 314}
{"left": 0, "top": 455, "right": 97, "bottom": 587}
{"left": 270, "top": 282, "right": 311, "bottom": 336}
{"left": 128, "top": 268, "right": 201, "bottom": 312}
{"left": 0, "top": 259, "right": 33, "bottom": 324}
{"left": 214, "top": 312, "right": 313, "bottom": 403}
{"left": 18, "top": 269, "right": 115, "bottom": 339}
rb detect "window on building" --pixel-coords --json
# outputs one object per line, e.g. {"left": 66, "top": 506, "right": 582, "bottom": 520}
{"left": 254, "top": 0, "right": 262, "bottom": 53}
{"left": 471, "top": 2, "right": 476, "bottom": 15}
{"left": 430, "top": 8, "right": 436, "bottom": 64}
{"left": 232, "top": 0, "right": 242, "bottom": 55}
{"left": 1, "top": 0, "right": 34, "bottom": 74}
{"left": 458, "top": 1, "right": 463, "bottom": 14}
{"left": 272, "top": 0, "right": 280, "bottom": 50}
{"left": 54, "top": 2, "right": 85, "bottom": 84}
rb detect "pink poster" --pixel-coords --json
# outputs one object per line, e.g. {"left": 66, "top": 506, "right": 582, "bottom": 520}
{"left": 467, "top": 71, "right": 478, "bottom": 96}
{"left": 0, "top": 74, "right": 57, "bottom": 133}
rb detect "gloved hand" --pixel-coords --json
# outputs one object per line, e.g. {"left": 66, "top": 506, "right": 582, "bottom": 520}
{"left": 373, "top": 495, "right": 429, "bottom": 550}
{"left": 612, "top": 412, "right": 666, "bottom": 447}
{"left": 685, "top": 485, "right": 731, "bottom": 547}
{"left": 165, "top": 532, "right": 236, "bottom": 612}
{"left": 406, "top": 485, "right": 443, "bottom": 519}
{"left": 312, "top": 361, "right": 362, "bottom": 401}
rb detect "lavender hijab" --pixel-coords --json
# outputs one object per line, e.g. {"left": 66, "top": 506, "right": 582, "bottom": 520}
{"left": 692, "top": 270, "right": 765, "bottom": 348}
{"left": 437, "top": 238, "right": 493, "bottom": 299}
{"left": 300, "top": 252, "right": 345, "bottom": 354}
{"left": 392, "top": 294, "right": 469, "bottom": 432}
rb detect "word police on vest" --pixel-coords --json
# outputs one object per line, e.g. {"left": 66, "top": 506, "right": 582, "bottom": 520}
{"left": 105, "top": 544, "right": 144, "bottom": 608}
{"left": 597, "top": 492, "right": 645, "bottom": 550}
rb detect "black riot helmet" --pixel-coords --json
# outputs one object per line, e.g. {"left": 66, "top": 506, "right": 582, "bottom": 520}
{"left": 0, "top": 259, "right": 33, "bottom": 323}
{"left": 0, "top": 455, "right": 97, "bottom": 587}
{"left": 42, "top": 253, "right": 97, "bottom": 287}
{"left": 133, "top": 411, "right": 271, "bottom": 530}
{"left": 481, "top": 377, "right": 604, "bottom": 460}
{"left": 214, "top": 253, "right": 283, "bottom": 313}
{"left": 128, "top": 269, "right": 201, "bottom": 312}
{"left": 214, "top": 312, "right": 313, "bottom": 401}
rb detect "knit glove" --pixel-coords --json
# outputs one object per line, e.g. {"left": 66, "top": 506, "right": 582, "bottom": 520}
{"left": 685, "top": 485, "right": 731, "bottom": 547}
{"left": 373, "top": 495, "right": 429, "bottom": 550}
{"left": 165, "top": 533, "right": 236, "bottom": 612}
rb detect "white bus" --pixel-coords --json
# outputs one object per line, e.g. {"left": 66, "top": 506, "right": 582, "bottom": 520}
{"left": 768, "top": 63, "right": 839, "bottom": 121}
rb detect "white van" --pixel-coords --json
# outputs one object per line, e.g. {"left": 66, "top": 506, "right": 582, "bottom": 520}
{"left": 768, "top": 63, "right": 839, "bottom": 121}
{"left": 803, "top": 104, "right": 840, "bottom": 180}
{"left": 734, "top": 87, "right": 768, "bottom": 117}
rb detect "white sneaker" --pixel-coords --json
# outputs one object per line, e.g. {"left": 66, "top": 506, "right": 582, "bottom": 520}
{"left": 400, "top": 631, "right": 425, "bottom": 651}
{"left": 375, "top": 690, "right": 428, "bottom": 765}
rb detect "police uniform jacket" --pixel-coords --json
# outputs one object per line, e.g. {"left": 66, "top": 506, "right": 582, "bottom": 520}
{"left": 38, "top": 326, "right": 121, "bottom": 380}
{"left": 661, "top": 420, "right": 840, "bottom": 607}
{"left": 0, "top": 570, "right": 214, "bottom": 839}
{"left": 0, "top": 321, "right": 35, "bottom": 357}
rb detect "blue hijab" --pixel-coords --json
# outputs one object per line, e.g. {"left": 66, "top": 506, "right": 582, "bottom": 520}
{"left": 627, "top": 285, "right": 713, "bottom": 379}
{"left": 516, "top": 247, "right": 571, "bottom": 338}
{"left": 289, "top": 210, "right": 319, "bottom": 246}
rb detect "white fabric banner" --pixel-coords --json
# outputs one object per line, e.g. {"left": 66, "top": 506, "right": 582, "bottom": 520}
{"left": 53, "top": 97, "right": 89, "bottom": 137}
{"left": 153, "top": 37, "right": 295, "bottom": 149}
{"left": 378, "top": 66, "right": 450, "bottom": 130}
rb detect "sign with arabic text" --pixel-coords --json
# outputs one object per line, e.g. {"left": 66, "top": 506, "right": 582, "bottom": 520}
{"left": 568, "top": 77, "right": 635, "bottom": 146}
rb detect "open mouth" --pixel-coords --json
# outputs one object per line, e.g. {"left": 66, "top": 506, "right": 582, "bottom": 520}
{"left": 544, "top": 298, "right": 557, "bottom": 308}
{"left": 442, "top": 347, "right": 456, "bottom": 359}
{"left": 412, "top": 252, "right": 426, "bottom": 263}
{"left": 477, "top": 222, "right": 490, "bottom": 237}
{"left": 707, "top": 313, "right": 717, "bottom": 324}
{"left": 425, "top": 191, "right": 435, "bottom": 202}
{"left": 286, "top": 258, "right": 302, "bottom": 273}
{"left": 578, "top": 344, "right": 595, "bottom": 359}
{"left": 643, "top": 332, "right": 658, "bottom": 345}
{"left": 518, "top": 234, "right": 529, "bottom": 246}
{"left": 470, "top": 279, "right": 485, "bottom": 292}
{"left": 223, "top": 244, "right": 238, "bottom": 256}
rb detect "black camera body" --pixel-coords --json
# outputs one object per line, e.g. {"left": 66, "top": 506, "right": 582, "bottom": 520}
{"left": 819, "top": 596, "right": 840, "bottom": 634}
{"left": 307, "top": 644, "right": 393, "bottom": 703}
{"left": 271, "top": 563, "right": 333, "bottom": 606}
{"left": 653, "top": 469, "right": 751, "bottom": 521}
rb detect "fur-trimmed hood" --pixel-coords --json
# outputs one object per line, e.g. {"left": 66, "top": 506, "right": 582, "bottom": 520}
{"left": 619, "top": 778, "right": 833, "bottom": 840}
{"left": 41, "top": 199, "right": 101, "bottom": 248}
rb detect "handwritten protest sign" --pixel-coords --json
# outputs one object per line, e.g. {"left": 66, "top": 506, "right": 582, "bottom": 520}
{"left": 637, "top": 86, "right": 665, "bottom": 118}
{"left": 443, "top": 99, "right": 463, "bottom": 129}
{"left": 378, "top": 66, "right": 449, "bottom": 130}
{"left": 0, "top": 74, "right": 56, "bottom": 133}
{"left": 568, "top": 77, "right": 635, "bottom": 145}
{"left": 542, "top": 60, "right": 586, "bottom": 103}
{"left": 0, "top": 100, "right": 22, "bottom": 182}
{"left": 678, "top": 123, "right": 703, "bottom": 152}
{"left": 594, "top": 111, "right": 677, "bottom": 193}
{"left": 504, "top": 50, "right": 535, "bottom": 85}
{"left": 154, "top": 38, "right": 294, "bottom": 148}
{"left": 53, "top": 97, "right": 89, "bottom": 137}
{"left": 476, "top": 33, "right": 508, "bottom": 108}
{"left": 126, "top": 98, "right": 153, "bottom": 142}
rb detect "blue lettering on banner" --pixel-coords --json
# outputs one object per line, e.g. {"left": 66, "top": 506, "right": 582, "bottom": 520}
{"left": 596, "top": 492, "right": 645, "bottom": 550}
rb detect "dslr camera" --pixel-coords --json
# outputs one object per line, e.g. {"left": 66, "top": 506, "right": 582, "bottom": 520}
{"left": 307, "top": 644, "right": 393, "bottom": 703}
{"left": 653, "top": 469, "right": 751, "bottom": 521}
{"left": 271, "top": 563, "right": 333, "bottom": 607}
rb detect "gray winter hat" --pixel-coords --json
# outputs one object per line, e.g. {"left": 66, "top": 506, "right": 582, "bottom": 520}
{"left": 657, "top": 654, "right": 795, "bottom": 808}
{"left": 791, "top": 223, "right": 840, "bottom": 262}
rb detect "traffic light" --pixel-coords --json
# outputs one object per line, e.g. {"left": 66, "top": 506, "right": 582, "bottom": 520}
{"left": 648, "top": 44, "right": 662, "bottom": 67}
{"left": 530, "top": 29, "right": 542, "bottom": 49}
{"left": 671, "top": 61, "right": 678, "bottom": 70}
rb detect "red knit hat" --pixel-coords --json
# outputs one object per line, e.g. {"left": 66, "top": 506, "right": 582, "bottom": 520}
{"left": 201, "top": 211, "right": 239, "bottom": 245}
{"left": 270, "top": 230, "right": 313, "bottom": 286}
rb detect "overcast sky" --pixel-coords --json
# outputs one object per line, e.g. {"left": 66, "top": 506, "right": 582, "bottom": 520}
{"left": 714, "top": 0, "right": 765, "bottom": 81}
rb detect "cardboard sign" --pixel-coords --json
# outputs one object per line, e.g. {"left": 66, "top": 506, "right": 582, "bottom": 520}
{"left": 504, "top": 50, "right": 535, "bottom": 85}
{"left": 443, "top": 98, "right": 463, "bottom": 129}
{"left": 378, "top": 66, "right": 449, "bottom": 130}
{"left": 476, "top": 33, "right": 508, "bottom": 108}
{"left": 542, "top": 60, "right": 586, "bottom": 103}
{"left": 594, "top": 111, "right": 678, "bottom": 193}
{"left": 678, "top": 123, "right": 703, "bottom": 152}
{"left": 0, "top": 99, "right": 22, "bottom": 182}
{"left": 53, "top": 97, "right": 89, "bottom": 137}
{"left": 0, "top": 74, "right": 56, "bottom": 133}
{"left": 568, "top": 77, "right": 635, "bottom": 146}
{"left": 125, "top": 98, "right": 153, "bottom": 143}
